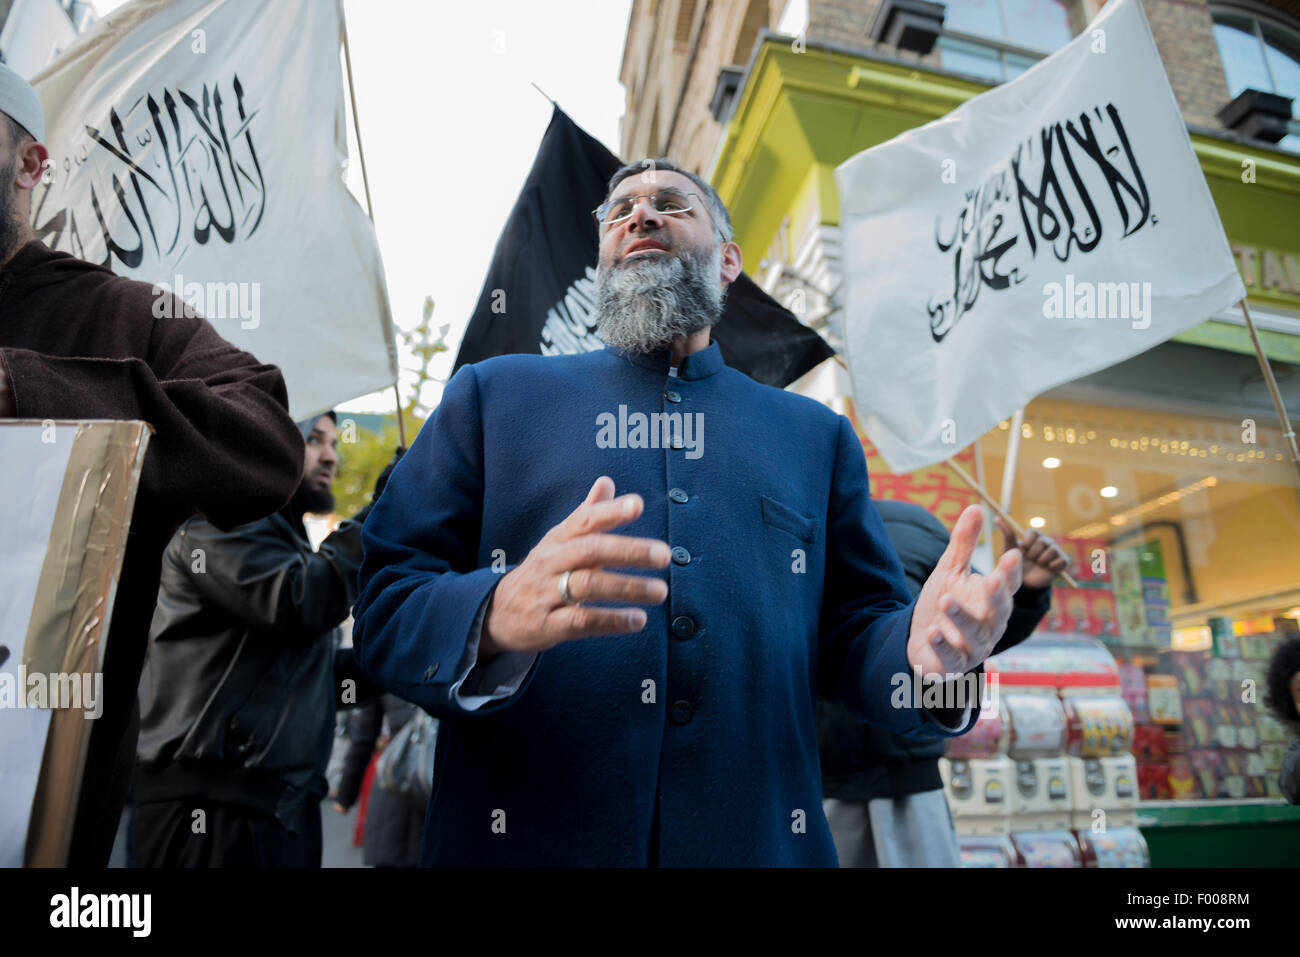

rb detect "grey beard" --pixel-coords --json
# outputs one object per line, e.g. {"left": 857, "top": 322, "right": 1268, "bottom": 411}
{"left": 594, "top": 243, "right": 725, "bottom": 354}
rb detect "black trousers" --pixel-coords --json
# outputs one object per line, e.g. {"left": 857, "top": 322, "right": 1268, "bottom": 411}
{"left": 132, "top": 797, "right": 322, "bottom": 868}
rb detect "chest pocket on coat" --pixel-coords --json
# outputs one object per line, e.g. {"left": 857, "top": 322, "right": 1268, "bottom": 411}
{"left": 760, "top": 494, "right": 818, "bottom": 544}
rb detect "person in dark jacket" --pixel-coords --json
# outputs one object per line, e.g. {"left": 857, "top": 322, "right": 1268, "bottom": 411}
{"left": 1264, "top": 635, "right": 1300, "bottom": 804}
{"left": 0, "top": 66, "right": 303, "bottom": 866}
{"left": 818, "top": 500, "right": 1068, "bottom": 866}
{"left": 334, "top": 694, "right": 426, "bottom": 867}
{"left": 132, "top": 413, "right": 374, "bottom": 867}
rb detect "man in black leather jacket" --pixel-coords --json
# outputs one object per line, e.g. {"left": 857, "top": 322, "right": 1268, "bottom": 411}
{"left": 818, "top": 499, "right": 1068, "bottom": 867}
{"left": 131, "top": 412, "right": 376, "bottom": 867}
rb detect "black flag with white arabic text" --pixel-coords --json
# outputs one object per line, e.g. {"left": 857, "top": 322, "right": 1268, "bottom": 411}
{"left": 453, "top": 107, "right": 833, "bottom": 388}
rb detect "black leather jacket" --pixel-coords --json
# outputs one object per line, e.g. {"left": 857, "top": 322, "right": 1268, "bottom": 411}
{"left": 134, "top": 506, "right": 364, "bottom": 828}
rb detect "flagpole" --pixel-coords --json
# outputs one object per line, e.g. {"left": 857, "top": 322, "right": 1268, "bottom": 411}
{"left": 971, "top": 435, "right": 997, "bottom": 575}
{"left": 341, "top": 5, "right": 407, "bottom": 449}
{"left": 946, "top": 457, "right": 1079, "bottom": 587}
{"left": 999, "top": 407, "right": 1025, "bottom": 512}
{"left": 1238, "top": 299, "right": 1300, "bottom": 495}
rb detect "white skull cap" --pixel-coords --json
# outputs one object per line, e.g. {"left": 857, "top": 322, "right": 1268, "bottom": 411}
{"left": 0, "top": 61, "right": 44, "bottom": 144}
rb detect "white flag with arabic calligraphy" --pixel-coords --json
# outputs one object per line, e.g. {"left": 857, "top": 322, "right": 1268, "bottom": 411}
{"left": 835, "top": 0, "right": 1245, "bottom": 473}
{"left": 30, "top": 0, "right": 397, "bottom": 419}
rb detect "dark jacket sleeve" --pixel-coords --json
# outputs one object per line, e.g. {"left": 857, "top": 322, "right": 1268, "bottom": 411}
{"left": 1, "top": 289, "right": 302, "bottom": 531}
{"left": 178, "top": 517, "right": 364, "bottom": 641}
{"left": 335, "top": 646, "right": 383, "bottom": 708}
{"left": 991, "top": 585, "right": 1051, "bottom": 657}
{"left": 336, "top": 697, "right": 383, "bottom": 809}
{"left": 820, "top": 415, "right": 977, "bottom": 739}
{"left": 1282, "top": 738, "right": 1300, "bottom": 805}
{"left": 352, "top": 365, "right": 534, "bottom": 717}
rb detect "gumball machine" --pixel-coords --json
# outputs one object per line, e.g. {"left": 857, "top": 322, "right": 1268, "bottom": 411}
{"left": 1061, "top": 693, "right": 1137, "bottom": 830}
{"left": 1004, "top": 693, "right": 1072, "bottom": 829}
{"left": 956, "top": 833, "right": 1018, "bottom": 867}
{"left": 1010, "top": 829, "right": 1083, "bottom": 868}
{"left": 940, "top": 698, "right": 1012, "bottom": 836}
{"left": 1076, "top": 827, "right": 1150, "bottom": 867}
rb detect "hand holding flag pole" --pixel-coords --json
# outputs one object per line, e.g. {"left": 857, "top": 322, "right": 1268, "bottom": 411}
{"left": 944, "top": 458, "right": 1080, "bottom": 588}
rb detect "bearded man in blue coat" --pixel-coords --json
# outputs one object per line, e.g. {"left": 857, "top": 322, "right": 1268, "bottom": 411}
{"left": 351, "top": 159, "right": 1024, "bottom": 866}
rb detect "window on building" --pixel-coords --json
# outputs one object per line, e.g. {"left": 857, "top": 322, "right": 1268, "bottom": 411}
{"left": 1212, "top": 6, "right": 1300, "bottom": 152}
{"left": 937, "top": 0, "right": 1076, "bottom": 83}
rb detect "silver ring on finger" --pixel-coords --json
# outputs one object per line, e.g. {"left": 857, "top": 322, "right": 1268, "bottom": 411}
{"left": 558, "top": 569, "right": 581, "bottom": 606}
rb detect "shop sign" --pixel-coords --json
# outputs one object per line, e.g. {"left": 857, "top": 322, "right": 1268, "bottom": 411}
{"left": 1230, "top": 244, "right": 1300, "bottom": 297}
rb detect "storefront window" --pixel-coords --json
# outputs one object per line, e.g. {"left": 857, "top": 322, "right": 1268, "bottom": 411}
{"left": 975, "top": 385, "right": 1300, "bottom": 802}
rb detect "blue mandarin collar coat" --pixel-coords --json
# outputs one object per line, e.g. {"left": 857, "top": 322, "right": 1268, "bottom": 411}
{"left": 352, "top": 341, "right": 977, "bottom": 866}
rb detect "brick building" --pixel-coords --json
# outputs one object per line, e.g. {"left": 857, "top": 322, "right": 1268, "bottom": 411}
{"left": 619, "top": 0, "right": 1296, "bottom": 165}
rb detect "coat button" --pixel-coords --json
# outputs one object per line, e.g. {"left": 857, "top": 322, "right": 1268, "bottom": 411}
{"left": 671, "top": 615, "right": 695, "bottom": 638}
{"left": 670, "top": 700, "right": 693, "bottom": 725}
{"left": 423, "top": 663, "right": 439, "bottom": 681}
{"left": 671, "top": 546, "right": 691, "bottom": 565}
{"left": 669, "top": 487, "right": 689, "bottom": 504}
{"left": 664, "top": 390, "right": 682, "bottom": 403}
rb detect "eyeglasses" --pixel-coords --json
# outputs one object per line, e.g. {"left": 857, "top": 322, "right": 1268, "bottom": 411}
{"left": 592, "top": 188, "right": 714, "bottom": 231}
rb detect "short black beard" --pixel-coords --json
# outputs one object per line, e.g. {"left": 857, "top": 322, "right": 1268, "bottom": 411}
{"left": 0, "top": 166, "right": 23, "bottom": 267}
{"left": 594, "top": 241, "right": 725, "bottom": 355}
{"left": 291, "top": 478, "right": 335, "bottom": 517}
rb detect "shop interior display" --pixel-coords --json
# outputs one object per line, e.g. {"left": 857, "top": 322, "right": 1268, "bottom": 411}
{"left": 941, "top": 530, "right": 1298, "bottom": 866}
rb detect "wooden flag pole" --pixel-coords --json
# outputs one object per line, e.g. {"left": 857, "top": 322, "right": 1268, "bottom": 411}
{"left": 999, "top": 407, "right": 1025, "bottom": 512}
{"left": 1239, "top": 299, "right": 1300, "bottom": 494}
{"left": 946, "top": 457, "right": 1079, "bottom": 587}
{"left": 341, "top": 8, "right": 407, "bottom": 449}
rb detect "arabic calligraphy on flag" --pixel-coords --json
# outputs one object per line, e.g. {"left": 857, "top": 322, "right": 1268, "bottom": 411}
{"left": 835, "top": 0, "right": 1246, "bottom": 473}
{"left": 30, "top": 0, "right": 397, "bottom": 418}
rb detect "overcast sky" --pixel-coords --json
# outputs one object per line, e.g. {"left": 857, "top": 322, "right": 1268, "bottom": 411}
{"left": 92, "top": 0, "right": 634, "bottom": 413}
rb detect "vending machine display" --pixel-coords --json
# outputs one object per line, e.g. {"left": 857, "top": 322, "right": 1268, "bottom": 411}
{"left": 940, "top": 756, "right": 1014, "bottom": 835}
{"left": 950, "top": 633, "right": 1164, "bottom": 866}
{"left": 1005, "top": 694, "right": 1072, "bottom": 828}
{"left": 945, "top": 700, "right": 1008, "bottom": 760}
{"left": 1062, "top": 694, "right": 1138, "bottom": 828}
{"left": 957, "top": 834, "right": 1017, "bottom": 868}
{"left": 1010, "top": 830, "right": 1083, "bottom": 868}
{"left": 1076, "top": 827, "right": 1150, "bottom": 868}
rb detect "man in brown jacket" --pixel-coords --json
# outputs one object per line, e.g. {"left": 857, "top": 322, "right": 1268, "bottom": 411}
{"left": 0, "top": 65, "right": 303, "bottom": 865}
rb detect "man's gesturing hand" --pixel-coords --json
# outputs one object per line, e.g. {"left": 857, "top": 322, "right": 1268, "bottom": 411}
{"left": 907, "top": 505, "right": 1022, "bottom": 678}
{"left": 480, "top": 476, "right": 670, "bottom": 658}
